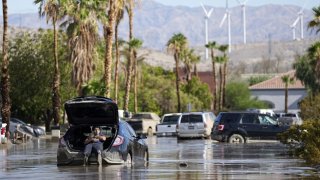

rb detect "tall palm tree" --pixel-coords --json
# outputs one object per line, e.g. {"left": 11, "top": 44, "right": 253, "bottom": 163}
{"left": 214, "top": 56, "right": 225, "bottom": 111}
{"left": 104, "top": 0, "right": 124, "bottom": 98}
{"left": 123, "top": 38, "right": 143, "bottom": 112}
{"left": 35, "top": 0, "right": 62, "bottom": 126}
{"left": 113, "top": 7, "right": 125, "bottom": 104}
{"left": 167, "top": 33, "right": 188, "bottom": 112}
{"left": 281, "top": 75, "right": 295, "bottom": 113}
{"left": 62, "top": 0, "right": 106, "bottom": 96}
{"left": 1, "top": 0, "right": 11, "bottom": 139}
{"left": 218, "top": 44, "right": 229, "bottom": 108}
{"left": 308, "top": 6, "right": 320, "bottom": 34}
{"left": 205, "top": 41, "right": 218, "bottom": 110}
{"left": 307, "top": 42, "right": 320, "bottom": 83}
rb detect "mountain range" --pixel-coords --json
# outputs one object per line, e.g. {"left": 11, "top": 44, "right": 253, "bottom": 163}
{"left": 3, "top": 0, "right": 318, "bottom": 50}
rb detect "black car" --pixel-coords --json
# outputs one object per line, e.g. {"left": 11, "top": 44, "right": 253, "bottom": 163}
{"left": 57, "top": 96, "right": 149, "bottom": 166}
{"left": 211, "top": 112, "right": 290, "bottom": 143}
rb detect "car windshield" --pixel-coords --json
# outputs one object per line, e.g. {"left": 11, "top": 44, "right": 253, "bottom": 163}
{"left": 181, "top": 114, "right": 202, "bottom": 123}
{"left": 258, "top": 115, "right": 277, "bottom": 125}
{"left": 162, "top": 115, "right": 180, "bottom": 124}
{"left": 132, "top": 114, "right": 152, "bottom": 119}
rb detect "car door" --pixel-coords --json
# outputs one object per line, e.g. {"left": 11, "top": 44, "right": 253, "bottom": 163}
{"left": 239, "top": 113, "right": 261, "bottom": 139}
{"left": 257, "top": 114, "right": 280, "bottom": 139}
{"left": 125, "top": 122, "right": 145, "bottom": 158}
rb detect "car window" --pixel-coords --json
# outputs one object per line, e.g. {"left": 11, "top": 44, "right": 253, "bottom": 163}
{"left": 162, "top": 115, "right": 180, "bottom": 124}
{"left": 258, "top": 114, "right": 277, "bottom": 125}
{"left": 219, "top": 113, "right": 241, "bottom": 124}
{"left": 208, "top": 113, "right": 216, "bottom": 121}
{"left": 241, "top": 114, "right": 256, "bottom": 124}
{"left": 180, "top": 115, "right": 203, "bottom": 123}
{"left": 132, "top": 114, "right": 152, "bottom": 119}
{"left": 125, "top": 122, "right": 137, "bottom": 137}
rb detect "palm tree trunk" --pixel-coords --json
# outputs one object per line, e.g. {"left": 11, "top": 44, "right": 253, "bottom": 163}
{"left": 134, "top": 52, "right": 137, "bottom": 113}
{"left": 222, "top": 62, "right": 227, "bottom": 108}
{"left": 123, "top": 51, "right": 133, "bottom": 111}
{"left": 211, "top": 49, "right": 216, "bottom": 111}
{"left": 175, "top": 53, "right": 181, "bottom": 112}
{"left": 1, "top": 0, "right": 11, "bottom": 139}
{"left": 52, "top": 19, "right": 61, "bottom": 126}
{"left": 219, "top": 65, "right": 223, "bottom": 111}
{"left": 104, "top": 0, "right": 116, "bottom": 98}
{"left": 284, "top": 85, "right": 288, "bottom": 113}
{"left": 114, "top": 22, "right": 120, "bottom": 104}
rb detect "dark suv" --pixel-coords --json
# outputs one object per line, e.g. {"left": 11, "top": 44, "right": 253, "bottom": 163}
{"left": 211, "top": 112, "right": 290, "bottom": 143}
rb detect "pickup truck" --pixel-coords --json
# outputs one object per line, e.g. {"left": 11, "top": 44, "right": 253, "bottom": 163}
{"left": 156, "top": 113, "right": 181, "bottom": 136}
{"left": 126, "top": 112, "right": 160, "bottom": 136}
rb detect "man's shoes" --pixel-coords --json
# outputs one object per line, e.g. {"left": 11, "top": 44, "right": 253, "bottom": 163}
{"left": 97, "top": 153, "right": 102, "bottom": 166}
{"left": 83, "top": 156, "right": 88, "bottom": 166}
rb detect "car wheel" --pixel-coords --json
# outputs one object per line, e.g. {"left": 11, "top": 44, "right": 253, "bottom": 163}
{"left": 147, "top": 128, "right": 153, "bottom": 136}
{"left": 228, "top": 134, "right": 245, "bottom": 143}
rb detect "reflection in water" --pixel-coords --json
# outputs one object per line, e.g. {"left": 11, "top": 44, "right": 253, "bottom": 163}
{"left": 0, "top": 137, "right": 318, "bottom": 179}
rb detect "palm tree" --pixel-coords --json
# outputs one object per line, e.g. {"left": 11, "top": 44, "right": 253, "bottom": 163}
{"left": 307, "top": 42, "right": 320, "bottom": 83}
{"left": 219, "top": 44, "right": 229, "bottom": 108}
{"left": 214, "top": 56, "right": 225, "bottom": 111}
{"left": 308, "top": 6, "right": 320, "bottom": 34}
{"left": 167, "top": 33, "right": 188, "bottom": 112}
{"left": 35, "top": 0, "right": 62, "bottom": 126}
{"left": 1, "top": 0, "right": 11, "bottom": 140}
{"left": 62, "top": 0, "right": 106, "bottom": 96}
{"left": 281, "top": 75, "right": 295, "bottom": 113}
{"left": 104, "top": 0, "right": 124, "bottom": 98}
{"left": 205, "top": 41, "right": 218, "bottom": 110}
{"left": 114, "top": 8, "right": 125, "bottom": 104}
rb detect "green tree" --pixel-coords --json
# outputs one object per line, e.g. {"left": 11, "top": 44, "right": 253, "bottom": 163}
{"left": 166, "top": 33, "right": 188, "bottom": 112}
{"left": 225, "top": 82, "right": 267, "bottom": 110}
{"left": 9, "top": 30, "right": 74, "bottom": 129}
{"left": 35, "top": 0, "right": 62, "bottom": 126}
{"left": 205, "top": 41, "right": 218, "bottom": 110}
{"left": 308, "top": 6, "right": 320, "bottom": 34}
{"left": 281, "top": 75, "right": 295, "bottom": 113}
{"left": 1, "top": 0, "right": 11, "bottom": 139}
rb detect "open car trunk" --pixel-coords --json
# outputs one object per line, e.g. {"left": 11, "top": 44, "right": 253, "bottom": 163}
{"left": 64, "top": 125, "right": 117, "bottom": 151}
{"left": 63, "top": 96, "right": 119, "bottom": 151}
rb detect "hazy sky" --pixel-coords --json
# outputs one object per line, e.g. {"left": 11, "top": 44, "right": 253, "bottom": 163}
{"left": 2, "top": 0, "right": 320, "bottom": 14}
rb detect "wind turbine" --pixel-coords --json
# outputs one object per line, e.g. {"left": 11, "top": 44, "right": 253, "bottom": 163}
{"left": 290, "top": 0, "right": 308, "bottom": 40}
{"left": 201, "top": 3, "right": 213, "bottom": 59}
{"left": 219, "top": 0, "right": 231, "bottom": 53}
{"left": 236, "top": 0, "right": 248, "bottom": 44}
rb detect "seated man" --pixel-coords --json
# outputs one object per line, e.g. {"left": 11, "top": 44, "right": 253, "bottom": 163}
{"left": 83, "top": 126, "right": 106, "bottom": 166}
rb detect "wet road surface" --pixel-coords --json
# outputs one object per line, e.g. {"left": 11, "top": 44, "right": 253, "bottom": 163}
{"left": 0, "top": 136, "right": 319, "bottom": 179}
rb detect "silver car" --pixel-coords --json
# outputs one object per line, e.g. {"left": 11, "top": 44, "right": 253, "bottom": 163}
{"left": 57, "top": 96, "right": 149, "bottom": 166}
{"left": 176, "top": 112, "right": 216, "bottom": 139}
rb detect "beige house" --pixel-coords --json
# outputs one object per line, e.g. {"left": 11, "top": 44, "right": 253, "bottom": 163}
{"left": 249, "top": 70, "right": 307, "bottom": 113}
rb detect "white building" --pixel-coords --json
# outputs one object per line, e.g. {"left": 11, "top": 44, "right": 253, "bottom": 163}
{"left": 249, "top": 70, "right": 307, "bottom": 113}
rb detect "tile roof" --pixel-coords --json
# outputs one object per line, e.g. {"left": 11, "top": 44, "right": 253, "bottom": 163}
{"left": 249, "top": 70, "right": 305, "bottom": 90}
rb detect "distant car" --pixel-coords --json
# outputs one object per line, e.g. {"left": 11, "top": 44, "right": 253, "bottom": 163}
{"left": 9, "top": 118, "right": 45, "bottom": 137}
{"left": 211, "top": 112, "right": 290, "bottom": 143}
{"left": 127, "top": 112, "right": 161, "bottom": 136}
{"left": 275, "top": 113, "right": 302, "bottom": 126}
{"left": 57, "top": 96, "right": 149, "bottom": 166}
{"left": 156, "top": 113, "right": 181, "bottom": 136}
{"left": 176, "top": 112, "right": 216, "bottom": 139}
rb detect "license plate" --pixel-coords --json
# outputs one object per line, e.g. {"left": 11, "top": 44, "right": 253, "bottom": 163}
{"left": 188, "top": 126, "right": 194, "bottom": 129}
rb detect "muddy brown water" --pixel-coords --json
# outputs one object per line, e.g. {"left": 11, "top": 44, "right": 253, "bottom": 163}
{"left": 0, "top": 136, "right": 318, "bottom": 179}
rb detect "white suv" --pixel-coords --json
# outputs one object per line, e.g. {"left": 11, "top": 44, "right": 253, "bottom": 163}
{"left": 176, "top": 112, "right": 216, "bottom": 139}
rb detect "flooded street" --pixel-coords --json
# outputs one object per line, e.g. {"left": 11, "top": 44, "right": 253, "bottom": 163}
{"left": 0, "top": 136, "right": 318, "bottom": 179}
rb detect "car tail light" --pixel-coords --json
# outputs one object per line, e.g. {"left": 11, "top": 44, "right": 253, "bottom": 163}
{"left": 217, "top": 125, "right": 224, "bottom": 131}
{"left": 112, "top": 135, "right": 124, "bottom": 147}
{"left": 1, "top": 127, "right": 5, "bottom": 135}
{"left": 58, "top": 137, "right": 67, "bottom": 148}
